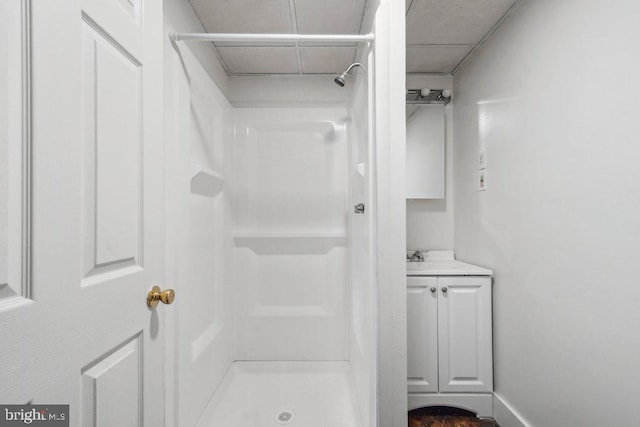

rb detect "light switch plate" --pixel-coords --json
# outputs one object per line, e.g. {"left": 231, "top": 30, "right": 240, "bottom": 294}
{"left": 479, "top": 169, "right": 487, "bottom": 191}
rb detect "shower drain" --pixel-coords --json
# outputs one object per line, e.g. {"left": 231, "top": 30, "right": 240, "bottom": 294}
{"left": 274, "top": 410, "right": 295, "bottom": 425}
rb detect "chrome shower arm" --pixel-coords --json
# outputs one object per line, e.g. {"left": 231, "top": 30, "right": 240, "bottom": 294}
{"left": 343, "top": 62, "right": 367, "bottom": 74}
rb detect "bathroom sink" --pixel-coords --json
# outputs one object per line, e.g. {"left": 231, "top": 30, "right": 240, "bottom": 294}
{"left": 406, "top": 261, "right": 428, "bottom": 271}
{"left": 407, "top": 261, "right": 458, "bottom": 270}
{"left": 406, "top": 251, "right": 492, "bottom": 276}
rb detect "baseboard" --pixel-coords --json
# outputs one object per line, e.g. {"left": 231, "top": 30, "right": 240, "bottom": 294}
{"left": 492, "top": 393, "right": 530, "bottom": 427}
{"left": 408, "top": 393, "right": 493, "bottom": 418}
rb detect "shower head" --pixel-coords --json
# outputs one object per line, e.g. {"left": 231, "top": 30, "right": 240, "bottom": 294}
{"left": 333, "top": 62, "right": 366, "bottom": 87}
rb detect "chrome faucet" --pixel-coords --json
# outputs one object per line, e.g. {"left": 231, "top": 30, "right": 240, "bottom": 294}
{"left": 407, "top": 250, "right": 424, "bottom": 262}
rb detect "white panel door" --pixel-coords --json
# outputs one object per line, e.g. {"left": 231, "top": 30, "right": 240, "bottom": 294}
{"left": 437, "top": 277, "right": 493, "bottom": 393}
{"left": 0, "top": 0, "right": 165, "bottom": 425}
{"left": 406, "top": 276, "right": 439, "bottom": 393}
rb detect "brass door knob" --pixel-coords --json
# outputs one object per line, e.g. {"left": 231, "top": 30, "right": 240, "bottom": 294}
{"left": 147, "top": 286, "right": 175, "bottom": 308}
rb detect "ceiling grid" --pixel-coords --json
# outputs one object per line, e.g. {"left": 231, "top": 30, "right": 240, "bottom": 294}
{"left": 187, "top": 0, "right": 520, "bottom": 75}
{"left": 287, "top": 0, "right": 303, "bottom": 75}
{"left": 406, "top": 0, "right": 520, "bottom": 74}
{"left": 188, "top": 0, "right": 366, "bottom": 75}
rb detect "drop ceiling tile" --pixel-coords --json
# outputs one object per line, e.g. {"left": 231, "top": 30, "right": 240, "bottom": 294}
{"left": 218, "top": 47, "right": 299, "bottom": 74}
{"left": 406, "top": 45, "right": 474, "bottom": 73}
{"left": 189, "top": 0, "right": 293, "bottom": 34}
{"left": 299, "top": 47, "right": 357, "bottom": 74}
{"left": 407, "top": 0, "right": 517, "bottom": 44}
{"left": 294, "top": 0, "right": 367, "bottom": 34}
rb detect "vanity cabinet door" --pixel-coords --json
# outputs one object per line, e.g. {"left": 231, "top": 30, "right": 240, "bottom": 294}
{"left": 437, "top": 277, "right": 493, "bottom": 393}
{"left": 407, "top": 276, "right": 439, "bottom": 393}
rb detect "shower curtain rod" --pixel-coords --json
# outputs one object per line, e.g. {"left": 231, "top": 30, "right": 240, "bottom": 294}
{"left": 172, "top": 33, "right": 375, "bottom": 43}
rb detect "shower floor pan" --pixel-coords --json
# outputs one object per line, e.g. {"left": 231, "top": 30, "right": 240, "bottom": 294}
{"left": 196, "top": 361, "right": 361, "bottom": 427}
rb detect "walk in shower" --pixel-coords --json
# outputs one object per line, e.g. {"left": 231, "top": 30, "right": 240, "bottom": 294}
{"left": 163, "top": 17, "right": 379, "bottom": 427}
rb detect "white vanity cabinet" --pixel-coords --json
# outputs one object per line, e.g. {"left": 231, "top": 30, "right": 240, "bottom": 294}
{"left": 406, "top": 252, "right": 493, "bottom": 416}
{"left": 408, "top": 276, "right": 493, "bottom": 393}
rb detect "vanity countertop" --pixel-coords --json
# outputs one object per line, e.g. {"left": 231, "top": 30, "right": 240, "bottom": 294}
{"left": 406, "top": 250, "right": 492, "bottom": 276}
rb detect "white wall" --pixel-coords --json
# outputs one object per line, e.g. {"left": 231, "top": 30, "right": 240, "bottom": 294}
{"left": 406, "top": 75, "right": 454, "bottom": 251}
{"left": 453, "top": 1, "right": 640, "bottom": 425}
{"left": 372, "top": 0, "right": 407, "bottom": 426}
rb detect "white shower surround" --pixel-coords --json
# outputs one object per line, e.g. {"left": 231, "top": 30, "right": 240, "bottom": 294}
{"left": 233, "top": 107, "right": 350, "bottom": 361}
{"left": 163, "top": 31, "right": 236, "bottom": 427}
{"left": 163, "top": 0, "right": 406, "bottom": 425}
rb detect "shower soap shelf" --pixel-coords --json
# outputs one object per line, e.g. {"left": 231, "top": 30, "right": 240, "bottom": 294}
{"left": 191, "top": 164, "right": 224, "bottom": 197}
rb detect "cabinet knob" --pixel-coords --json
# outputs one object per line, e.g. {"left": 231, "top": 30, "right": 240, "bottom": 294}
{"left": 441, "top": 286, "right": 448, "bottom": 293}
{"left": 430, "top": 287, "right": 436, "bottom": 293}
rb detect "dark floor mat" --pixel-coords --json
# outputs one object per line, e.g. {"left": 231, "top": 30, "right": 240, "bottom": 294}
{"left": 409, "top": 415, "right": 499, "bottom": 427}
